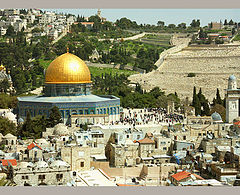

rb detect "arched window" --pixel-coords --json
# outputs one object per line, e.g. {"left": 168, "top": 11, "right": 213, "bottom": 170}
{"left": 11, "top": 140, "right": 14, "bottom": 145}
{"left": 5, "top": 140, "right": 8, "bottom": 145}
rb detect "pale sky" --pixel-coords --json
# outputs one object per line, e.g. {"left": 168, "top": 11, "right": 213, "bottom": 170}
{"left": 45, "top": 9, "right": 240, "bottom": 26}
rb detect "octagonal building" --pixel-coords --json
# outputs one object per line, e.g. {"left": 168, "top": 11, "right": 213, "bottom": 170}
{"left": 17, "top": 51, "right": 120, "bottom": 125}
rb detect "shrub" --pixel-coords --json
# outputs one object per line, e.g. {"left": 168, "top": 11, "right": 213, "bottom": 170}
{"left": 187, "top": 73, "right": 196, "bottom": 77}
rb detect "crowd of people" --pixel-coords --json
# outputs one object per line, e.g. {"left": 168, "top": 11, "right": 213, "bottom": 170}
{"left": 117, "top": 107, "right": 184, "bottom": 126}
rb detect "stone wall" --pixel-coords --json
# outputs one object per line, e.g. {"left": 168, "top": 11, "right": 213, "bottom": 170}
{"left": 90, "top": 161, "right": 142, "bottom": 178}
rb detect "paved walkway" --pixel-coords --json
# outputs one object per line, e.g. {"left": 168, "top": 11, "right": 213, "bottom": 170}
{"left": 52, "top": 29, "right": 68, "bottom": 45}
{"left": 98, "top": 32, "right": 146, "bottom": 42}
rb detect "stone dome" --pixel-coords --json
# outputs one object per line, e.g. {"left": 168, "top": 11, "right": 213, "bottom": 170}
{"left": 18, "top": 118, "right": 24, "bottom": 123}
{"left": 34, "top": 160, "right": 48, "bottom": 168}
{"left": 229, "top": 75, "right": 236, "bottom": 81}
{"left": 211, "top": 112, "right": 222, "bottom": 122}
{"left": 50, "top": 160, "right": 70, "bottom": 168}
{"left": 53, "top": 123, "right": 69, "bottom": 136}
{"left": 45, "top": 52, "right": 91, "bottom": 84}
{"left": 4, "top": 133, "right": 16, "bottom": 139}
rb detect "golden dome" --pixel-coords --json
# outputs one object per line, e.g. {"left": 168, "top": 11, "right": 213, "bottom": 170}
{"left": 45, "top": 52, "right": 91, "bottom": 84}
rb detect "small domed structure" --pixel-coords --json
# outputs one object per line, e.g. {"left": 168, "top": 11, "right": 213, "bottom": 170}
{"left": 53, "top": 123, "right": 69, "bottom": 136}
{"left": 34, "top": 160, "right": 48, "bottom": 168}
{"left": 228, "top": 75, "right": 237, "bottom": 90}
{"left": 211, "top": 112, "right": 223, "bottom": 123}
{"left": 4, "top": 133, "right": 16, "bottom": 139}
{"left": 229, "top": 75, "right": 236, "bottom": 81}
{"left": 50, "top": 160, "right": 70, "bottom": 168}
{"left": 18, "top": 118, "right": 24, "bottom": 123}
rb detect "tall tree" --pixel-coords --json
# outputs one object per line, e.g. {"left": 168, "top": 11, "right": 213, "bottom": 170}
{"left": 47, "top": 106, "right": 63, "bottom": 127}
{"left": 0, "top": 78, "right": 10, "bottom": 93}
{"left": 224, "top": 19, "right": 228, "bottom": 25}
{"left": 202, "top": 101, "right": 210, "bottom": 116}
{"left": 20, "top": 111, "right": 33, "bottom": 138}
{"left": 216, "top": 88, "right": 222, "bottom": 105}
{"left": 192, "top": 86, "right": 197, "bottom": 106}
{"left": 229, "top": 19, "right": 234, "bottom": 25}
{"left": 157, "top": 21, "right": 165, "bottom": 27}
{"left": 5, "top": 25, "right": 15, "bottom": 37}
{"left": 0, "top": 117, "right": 16, "bottom": 136}
{"left": 178, "top": 23, "right": 186, "bottom": 29}
{"left": 192, "top": 86, "right": 201, "bottom": 116}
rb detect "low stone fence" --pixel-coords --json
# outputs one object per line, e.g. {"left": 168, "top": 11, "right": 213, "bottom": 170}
{"left": 85, "top": 61, "right": 146, "bottom": 74}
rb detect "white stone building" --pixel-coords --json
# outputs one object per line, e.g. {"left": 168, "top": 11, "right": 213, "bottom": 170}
{"left": 226, "top": 75, "right": 240, "bottom": 123}
{"left": 12, "top": 160, "right": 72, "bottom": 186}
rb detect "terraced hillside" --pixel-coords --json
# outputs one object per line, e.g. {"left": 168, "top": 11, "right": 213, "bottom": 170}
{"left": 129, "top": 44, "right": 240, "bottom": 102}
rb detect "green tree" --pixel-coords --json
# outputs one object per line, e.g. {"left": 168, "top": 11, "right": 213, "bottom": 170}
{"left": 0, "top": 116, "right": 16, "bottom": 136}
{"left": 190, "top": 19, "right": 200, "bottom": 28}
{"left": 5, "top": 25, "right": 15, "bottom": 37}
{"left": 135, "top": 83, "right": 143, "bottom": 94}
{"left": 215, "top": 88, "right": 223, "bottom": 106}
{"left": 20, "top": 111, "right": 33, "bottom": 138}
{"left": 192, "top": 86, "right": 197, "bottom": 106}
{"left": 224, "top": 19, "right": 228, "bottom": 25}
{"left": 157, "top": 21, "right": 165, "bottom": 27}
{"left": 202, "top": 101, "right": 210, "bottom": 116}
{"left": 0, "top": 78, "right": 10, "bottom": 93}
{"left": 149, "top": 87, "right": 164, "bottom": 99}
{"left": 192, "top": 86, "right": 201, "bottom": 116}
{"left": 194, "top": 96, "right": 201, "bottom": 116}
{"left": 232, "top": 28, "right": 236, "bottom": 36}
{"left": 47, "top": 106, "right": 63, "bottom": 127}
{"left": 168, "top": 24, "right": 176, "bottom": 28}
{"left": 229, "top": 19, "right": 234, "bottom": 25}
{"left": 199, "top": 28, "right": 207, "bottom": 39}
{"left": 178, "top": 23, "right": 186, "bottom": 29}
{"left": 197, "top": 88, "right": 210, "bottom": 116}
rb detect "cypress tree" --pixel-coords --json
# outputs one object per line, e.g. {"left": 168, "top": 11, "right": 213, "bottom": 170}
{"left": 192, "top": 86, "right": 197, "bottom": 106}
{"left": 224, "top": 19, "right": 228, "bottom": 25}
{"left": 20, "top": 111, "right": 33, "bottom": 138}
{"left": 192, "top": 86, "right": 201, "bottom": 116}
{"left": 202, "top": 101, "right": 210, "bottom": 116}
{"left": 216, "top": 88, "right": 222, "bottom": 105}
{"left": 47, "top": 106, "right": 63, "bottom": 127}
{"left": 195, "top": 96, "right": 201, "bottom": 116}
